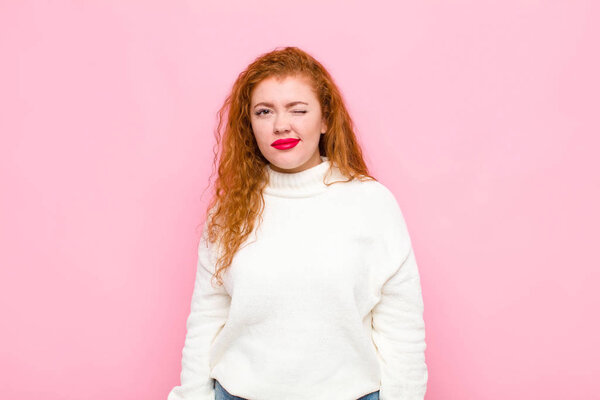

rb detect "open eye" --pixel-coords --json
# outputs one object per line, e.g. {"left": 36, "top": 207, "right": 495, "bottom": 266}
{"left": 255, "top": 109, "right": 270, "bottom": 116}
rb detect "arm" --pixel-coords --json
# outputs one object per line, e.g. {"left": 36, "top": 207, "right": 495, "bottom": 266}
{"left": 371, "top": 196, "right": 428, "bottom": 399}
{"left": 168, "top": 225, "right": 231, "bottom": 400}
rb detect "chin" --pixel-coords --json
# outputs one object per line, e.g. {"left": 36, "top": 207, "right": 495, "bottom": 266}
{"left": 270, "top": 154, "right": 319, "bottom": 174}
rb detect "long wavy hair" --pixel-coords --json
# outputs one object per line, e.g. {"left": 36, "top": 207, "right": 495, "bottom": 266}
{"left": 202, "top": 46, "right": 376, "bottom": 286}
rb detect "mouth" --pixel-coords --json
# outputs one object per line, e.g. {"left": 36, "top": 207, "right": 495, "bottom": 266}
{"left": 271, "top": 138, "right": 300, "bottom": 149}
{"left": 271, "top": 138, "right": 300, "bottom": 145}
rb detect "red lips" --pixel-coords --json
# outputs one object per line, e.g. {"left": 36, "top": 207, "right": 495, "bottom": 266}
{"left": 271, "top": 138, "right": 300, "bottom": 150}
{"left": 271, "top": 138, "right": 300, "bottom": 145}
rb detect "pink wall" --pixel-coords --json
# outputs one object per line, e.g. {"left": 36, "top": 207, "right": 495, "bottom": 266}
{"left": 1, "top": 1, "right": 598, "bottom": 399}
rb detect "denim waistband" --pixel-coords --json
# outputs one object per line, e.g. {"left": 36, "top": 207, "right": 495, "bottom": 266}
{"left": 214, "top": 379, "right": 380, "bottom": 400}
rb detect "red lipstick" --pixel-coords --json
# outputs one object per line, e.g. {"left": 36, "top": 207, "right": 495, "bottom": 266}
{"left": 271, "top": 138, "right": 300, "bottom": 150}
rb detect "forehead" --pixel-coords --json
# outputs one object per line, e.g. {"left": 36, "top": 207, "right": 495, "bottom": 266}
{"left": 251, "top": 75, "right": 317, "bottom": 103}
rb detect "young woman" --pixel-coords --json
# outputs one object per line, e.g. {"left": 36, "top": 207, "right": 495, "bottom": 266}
{"left": 168, "top": 46, "right": 428, "bottom": 400}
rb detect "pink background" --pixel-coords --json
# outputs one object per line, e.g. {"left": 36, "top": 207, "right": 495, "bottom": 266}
{"left": 1, "top": 1, "right": 598, "bottom": 399}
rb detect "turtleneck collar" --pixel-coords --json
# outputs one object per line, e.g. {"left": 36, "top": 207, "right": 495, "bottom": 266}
{"left": 264, "top": 156, "right": 349, "bottom": 198}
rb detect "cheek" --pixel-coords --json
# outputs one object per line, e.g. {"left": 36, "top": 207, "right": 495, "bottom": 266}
{"left": 251, "top": 120, "right": 271, "bottom": 143}
{"left": 293, "top": 117, "right": 322, "bottom": 136}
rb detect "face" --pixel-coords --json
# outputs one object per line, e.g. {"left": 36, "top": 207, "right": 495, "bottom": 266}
{"left": 250, "top": 74, "right": 327, "bottom": 173}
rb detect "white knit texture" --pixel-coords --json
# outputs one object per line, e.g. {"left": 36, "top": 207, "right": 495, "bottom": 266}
{"left": 168, "top": 156, "right": 428, "bottom": 400}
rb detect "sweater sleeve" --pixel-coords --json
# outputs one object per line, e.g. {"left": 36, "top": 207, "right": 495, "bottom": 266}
{"left": 167, "top": 224, "right": 231, "bottom": 400}
{"left": 371, "top": 195, "right": 428, "bottom": 400}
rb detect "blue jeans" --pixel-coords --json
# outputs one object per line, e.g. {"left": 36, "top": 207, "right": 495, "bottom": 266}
{"left": 214, "top": 379, "right": 380, "bottom": 400}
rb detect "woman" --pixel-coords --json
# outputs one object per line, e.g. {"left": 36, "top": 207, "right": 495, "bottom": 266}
{"left": 168, "top": 46, "right": 428, "bottom": 400}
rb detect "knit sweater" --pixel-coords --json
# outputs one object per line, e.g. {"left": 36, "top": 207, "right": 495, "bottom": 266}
{"left": 168, "top": 156, "right": 428, "bottom": 400}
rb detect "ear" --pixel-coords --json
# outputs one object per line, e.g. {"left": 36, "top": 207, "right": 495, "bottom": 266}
{"left": 321, "top": 118, "right": 327, "bottom": 134}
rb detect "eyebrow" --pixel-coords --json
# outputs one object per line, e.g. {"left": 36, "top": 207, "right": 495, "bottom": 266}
{"left": 253, "top": 101, "right": 309, "bottom": 109}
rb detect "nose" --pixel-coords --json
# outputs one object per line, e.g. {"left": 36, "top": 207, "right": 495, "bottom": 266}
{"left": 273, "top": 113, "right": 291, "bottom": 134}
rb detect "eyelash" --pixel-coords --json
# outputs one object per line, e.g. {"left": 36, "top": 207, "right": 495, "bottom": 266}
{"left": 254, "top": 109, "right": 307, "bottom": 116}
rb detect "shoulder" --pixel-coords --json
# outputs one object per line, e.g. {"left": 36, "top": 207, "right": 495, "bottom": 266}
{"left": 341, "top": 177, "right": 404, "bottom": 215}
{"left": 350, "top": 178, "right": 413, "bottom": 247}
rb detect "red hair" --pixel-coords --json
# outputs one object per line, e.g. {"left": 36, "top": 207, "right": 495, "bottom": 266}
{"left": 202, "top": 46, "right": 376, "bottom": 286}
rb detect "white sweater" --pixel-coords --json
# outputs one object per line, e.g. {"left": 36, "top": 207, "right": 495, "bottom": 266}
{"left": 168, "top": 156, "right": 428, "bottom": 400}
